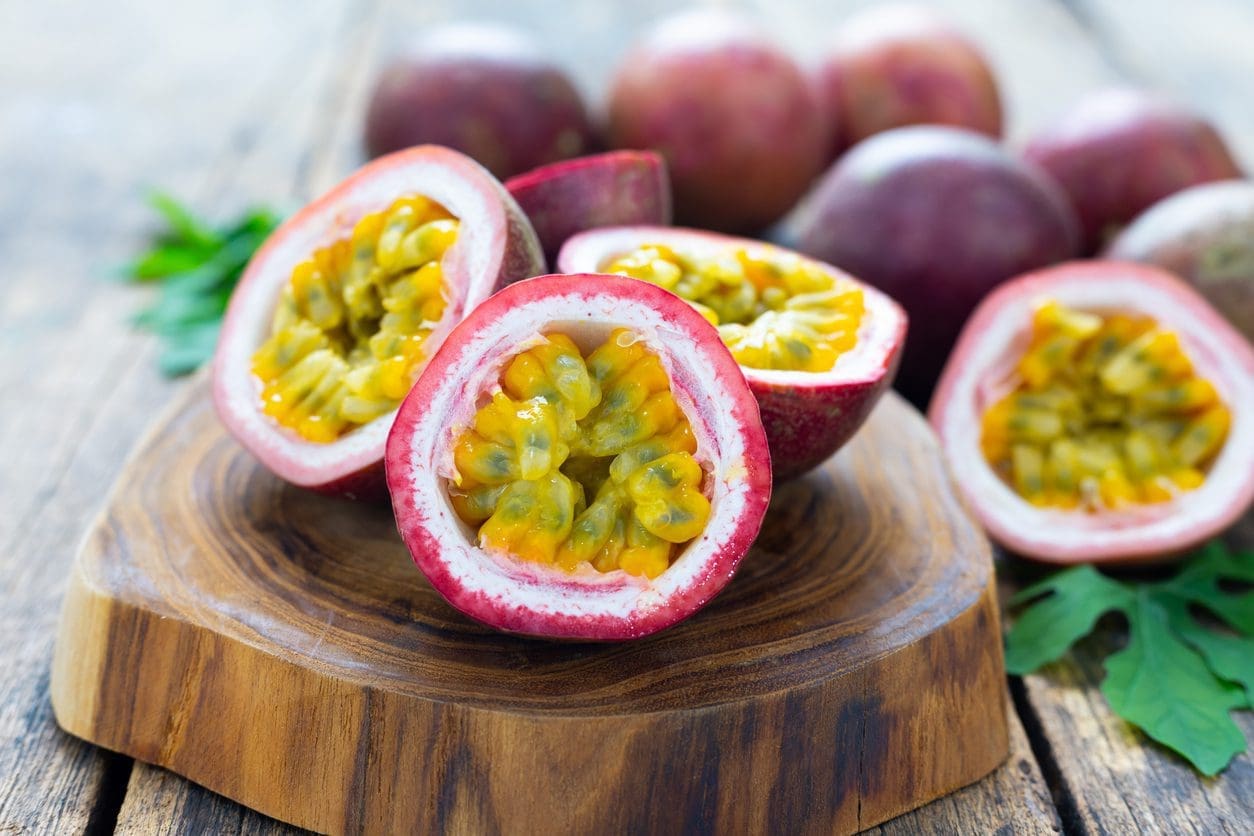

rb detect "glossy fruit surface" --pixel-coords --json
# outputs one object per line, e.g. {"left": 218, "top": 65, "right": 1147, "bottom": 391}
{"left": 606, "top": 10, "right": 828, "bottom": 234}
{"left": 930, "top": 261, "right": 1254, "bottom": 564}
{"left": 386, "top": 274, "right": 771, "bottom": 639}
{"left": 814, "top": 3, "right": 1002, "bottom": 158}
{"left": 505, "top": 151, "right": 671, "bottom": 264}
{"left": 1105, "top": 179, "right": 1254, "bottom": 341}
{"left": 559, "top": 226, "right": 907, "bottom": 480}
{"left": 213, "top": 146, "right": 544, "bottom": 498}
{"left": 1024, "top": 88, "right": 1243, "bottom": 253}
{"left": 363, "top": 24, "right": 595, "bottom": 179}
{"left": 780, "top": 125, "right": 1079, "bottom": 407}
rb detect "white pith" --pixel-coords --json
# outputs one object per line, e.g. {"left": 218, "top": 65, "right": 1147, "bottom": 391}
{"left": 934, "top": 268, "right": 1254, "bottom": 558}
{"left": 397, "top": 289, "right": 757, "bottom": 623}
{"left": 216, "top": 152, "right": 507, "bottom": 485}
{"left": 559, "top": 225, "right": 905, "bottom": 387}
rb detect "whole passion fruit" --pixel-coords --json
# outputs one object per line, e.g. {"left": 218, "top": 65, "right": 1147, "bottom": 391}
{"left": 1024, "top": 88, "right": 1244, "bottom": 253}
{"left": 213, "top": 146, "right": 544, "bottom": 498}
{"left": 930, "top": 262, "right": 1254, "bottom": 564}
{"left": 363, "top": 24, "right": 595, "bottom": 180}
{"left": 1106, "top": 180, "right": 1254, "bottom": 341}
{"left": 385, "top": 274, "right": 772, "bottom": 639}
{"left": 606, "top": 9, "right": 828, "bottom": 234}
{"left": 559, "top": 227, "right": 907, "bottom": 480}
{"left": 779, "top": 126, "right": 1079, "bottom": 407}
{"left": 813, "top": 3, "right": 1003, "bottom": 159}
{"left": 505, "top": 151, "right": 672, "bottom": 264}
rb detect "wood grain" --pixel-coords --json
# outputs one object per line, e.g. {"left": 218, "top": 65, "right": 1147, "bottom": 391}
{"left": 52, "top": 381, "right": 1007, "bottom": 835}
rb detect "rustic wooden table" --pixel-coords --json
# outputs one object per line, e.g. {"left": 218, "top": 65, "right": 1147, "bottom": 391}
{"left": 2, "top": 0, "right": 1251, "bottom": 833}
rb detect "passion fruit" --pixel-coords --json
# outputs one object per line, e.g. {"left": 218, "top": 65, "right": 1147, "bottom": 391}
{"left": 213, "top": 146, "right": 545, "bottom": 498}
{"left": 362, "top": 24, "right": 595, "bottom": 180}
{"left": 606, "top": 9, "right": 828, "bottom": 234}
{"left": 779, "top": 126, "right": 1079, "bottom": 408}
{"left": 1024, "top": 88, "right": 1244, "bottom": 253}
{"left": 1105, "top": 180, "right": 1254, "bottom": 341}
{"left": 559, "top": 227, "right": 907, "bottom": 480}
{"left": 813, "top": 3, "right": 1003, "bottom": 159}
{"left": 930, "top": 261, "right": 1254, "bottom": 564}
{"left": 385, "top": 274, "right": 772, "bottom": 639}
{"left": 504, "top": 151, "right": 672, "bottom": 265}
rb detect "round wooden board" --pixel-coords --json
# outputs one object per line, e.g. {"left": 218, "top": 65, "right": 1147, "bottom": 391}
{"left": 52, "top": 381, "right": 1007, "bottom": 835}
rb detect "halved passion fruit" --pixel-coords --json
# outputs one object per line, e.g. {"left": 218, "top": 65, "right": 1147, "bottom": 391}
{"left": 558, "top": 226, "right": 907, "bottom": 480}
{"left": 930, "top": 262, "right": 1254, "bottom": 564}
{"left": 213, "top": 146, "right": 544, "bottom": 498}
{"left": 385, "top": 274, "right": 771, "bottom": 639}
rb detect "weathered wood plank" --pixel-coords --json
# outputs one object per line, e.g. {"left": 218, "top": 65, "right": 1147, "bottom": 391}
{"left": 1012, "top": 514, "right": 1254, "bottom": 835}
{"left": 0, "top": 0, "right": 355, "bottom": 831}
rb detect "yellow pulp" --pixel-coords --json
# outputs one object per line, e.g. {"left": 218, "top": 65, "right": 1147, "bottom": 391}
{"left": 251, "top": 195, "right": 459, "bottom": 442}
{"left": 449, "top": 329, "right": 711, "bottom": 579}
{"left": 982, "top": 300, "right": 1230, "bottom": 510}
{"left": 602, "top": 244, "right": 865, "bottom": 372}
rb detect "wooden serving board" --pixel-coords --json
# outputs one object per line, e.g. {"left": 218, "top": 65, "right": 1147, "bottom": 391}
{"left": 50, "top": 381, "right": 1007, "bottom": 835}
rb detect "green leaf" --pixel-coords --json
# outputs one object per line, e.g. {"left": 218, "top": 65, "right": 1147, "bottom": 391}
{"left": 1165, "top": 602, "right": 1254, "bottom": 708}
{"left": 1004, "top": 565, "right": 1134, "bottom": 675}
{"left": 156, "top": 320, "right": 221, "bottom": 376}
{"left": 121, "top": 194, "right": 281, "bottom": 376}
{"left": 1101, "top": 589, "right": 1247, "bottom": 776}
{"left": 147, "top": 191, "right": 221, "bottom": 249}
{"left": 1165, "top": 541, "right": 1254, "bottom": 634}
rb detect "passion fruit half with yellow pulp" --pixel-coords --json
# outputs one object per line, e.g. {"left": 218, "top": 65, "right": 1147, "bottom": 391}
{"left": 930, "top": 262, "right": 1254, "bottom": 564}
{"left": 559, "top": 227, "right": 907, "bottom": 480}
{"left": 386, "top": 274, "right": 771, "bottom": 639}
{"left": 213, "top": 146, "right": 544, "bottom": 498}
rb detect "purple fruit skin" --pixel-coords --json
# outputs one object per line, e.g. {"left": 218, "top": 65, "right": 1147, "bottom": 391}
{"left": 363, "top": 25, "right": 595, "bottom": 180}
{"left": 1025, "top": 88, "right": 1243, "bottom": 253}
{"left": 1106, "top": 180, "right": 1254, "bottom": 342}
{"left": 506, "top": 151, "right": 672, "bottom": 265}
{"left": 781, "top": 125, "right": 1080, "bottom": 407}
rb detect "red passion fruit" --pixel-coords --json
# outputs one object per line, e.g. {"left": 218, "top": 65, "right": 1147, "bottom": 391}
{"left": 780, "top": 125, "right": 1079, "bottom": 408}
{"left": 213, "top": 146, "right": 545, "bottom": 498}
{"left": 1024, "top": 88, "right": 1244, "bottom": 253}
{"left": 559, "top": 227, "right": 907, "bottom": 480}
{"left": 606, "top": 9, "right": 828, "bottom": 234}
{"left": 930, "top": 262, "right": 1254, "bottom": 564}
{"left": 813, "top": 3, "right": 1003, "bottom": 159}
{"left": 385, "top": 274, "right": 772, "bottom": 639}
{"left": 504, "top": 150, "right": 672, "bottom": 265}
{"left": 363, "top": 24, "right": 595, "bottom": 180}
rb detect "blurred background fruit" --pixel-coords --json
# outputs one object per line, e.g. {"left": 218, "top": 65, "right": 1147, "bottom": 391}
{"left": 813, "top": 3, "right": 1003, "bottom": 160}
{"left": 606, "top": 9, "right": 829, "bottom": 234}
{"left": 1106, "top": 179, "right": 1254, "bottom": 341}
{"left": 1024, "top": 88, "right": 1243, "bottom": 253}
{"left": 363, "top": 23, "right": 596, "bottom": 180}
{"left": 780, "top": 125, "right": 1080, "bottom": 407}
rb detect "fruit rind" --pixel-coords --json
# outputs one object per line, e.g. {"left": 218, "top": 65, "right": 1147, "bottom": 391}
{"left": 386, "top": 274, "right": 772, "bottom": 639}
{"left": 213, "top": 146, "right": 544, "bottom": 498}
{"left": 929, "top": 261, "right": 1254, "bottom": 564}
{"left": 505, "top": 151, "right": 672, "bottom": 264}
{"left": 559, "top": 226, "right": 907, "bottom": 480}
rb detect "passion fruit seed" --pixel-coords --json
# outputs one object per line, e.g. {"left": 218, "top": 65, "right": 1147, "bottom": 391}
{"left": 251, "top": 195, "right": 459, "bottom": 442}
{"left": 449, "top": 329, "right": 711, "bottom": 579}
{"left": 602, "top": 244, "right": 864, "bottom": 372}
{"left": 981, "top": 299, "right": 1231, "bottom": 510}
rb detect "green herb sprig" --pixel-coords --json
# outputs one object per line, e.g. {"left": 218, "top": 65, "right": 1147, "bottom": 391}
{"left": 122, "top": 193, "right": 281, "bottom": 376}
{"left": 1006, "top": 540, "right": 1254, "bottom": 775}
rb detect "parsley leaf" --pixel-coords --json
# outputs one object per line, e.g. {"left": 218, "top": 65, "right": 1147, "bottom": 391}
{"left": 122, "top": 192, "right": 280, "bottom": 376}
{"left": 1005, "top": 540, "right": 1254, "bottom": 775}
